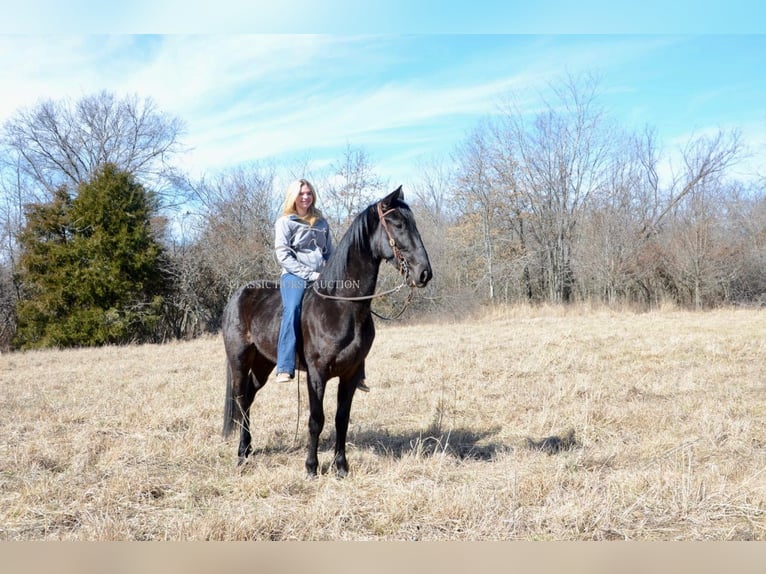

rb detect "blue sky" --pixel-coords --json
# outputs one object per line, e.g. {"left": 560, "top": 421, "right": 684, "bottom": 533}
{"left": 3, "top": 1, "right": 765, "bottom": 34}
{"left": 1, "top": 2, "right": 765, "bottom": 191}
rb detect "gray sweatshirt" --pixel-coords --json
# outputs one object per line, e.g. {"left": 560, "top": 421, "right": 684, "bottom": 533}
{"left": 274, "top": 215, "right": 333, "bottom": 281}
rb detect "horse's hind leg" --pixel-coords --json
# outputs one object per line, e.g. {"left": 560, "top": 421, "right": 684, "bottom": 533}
{"left": 223, "top": 359, "right": 256, "bottom": 464}
{"left": 236, "top": 372, "right": 257, "bottom": 464}
{"left": 224, "top": 350, "right": 272, "bottom": 465}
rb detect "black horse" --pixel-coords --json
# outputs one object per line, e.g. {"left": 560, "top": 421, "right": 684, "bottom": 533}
{"left": 222, "top": 186, "right": 432, "bottom": 476}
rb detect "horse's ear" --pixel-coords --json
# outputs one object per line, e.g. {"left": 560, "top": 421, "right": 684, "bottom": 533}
{"left": 380, "top": 186, "right": 404, "bottom": 210}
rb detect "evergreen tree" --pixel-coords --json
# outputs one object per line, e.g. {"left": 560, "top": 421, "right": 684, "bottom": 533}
{"left": 14, "top": 163, "right": 169, "bottom": 348}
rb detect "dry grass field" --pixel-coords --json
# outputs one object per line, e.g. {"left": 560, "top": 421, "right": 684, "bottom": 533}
{"left": 1, "top": 306, "right": 764, "bottom": 540}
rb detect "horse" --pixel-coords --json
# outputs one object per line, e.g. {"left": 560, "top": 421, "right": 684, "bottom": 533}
{"left": 221, "top": 186, "right": 433, "bottom": 476}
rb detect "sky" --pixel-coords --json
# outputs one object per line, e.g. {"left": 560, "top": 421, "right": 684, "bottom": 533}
{"left": 1, "top": 1, "right": 765, "bottom": 192}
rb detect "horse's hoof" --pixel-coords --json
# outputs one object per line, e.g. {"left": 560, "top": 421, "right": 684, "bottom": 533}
{"left": 334, "top": 454, "right": 349, "bottom": 478}
{"left": 335, "top": 461, "right": 349, "bottom": 478}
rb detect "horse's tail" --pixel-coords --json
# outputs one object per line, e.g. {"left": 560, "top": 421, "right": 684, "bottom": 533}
{"left": 222, "top": 360, "right": 237, "bottom": 438}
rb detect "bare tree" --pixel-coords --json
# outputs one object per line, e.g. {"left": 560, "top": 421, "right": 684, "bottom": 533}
{"left": 643, "top": 130, "right": 742, "bottom": 237}
{"left": 726, "top": 181, "right": 766, "bottom": 304}
{"left": 166, "top": 164, "right": 277, "bottom": 336}
{"left": 323, "top": 144, "right": 385, "bottom": 235}
{"left": 0, "top": 157, "right": 34, "bottom": 347}
{"left": 408, "top": 157, "right": 455, "bottom": 314}
{"left": 626, "top": 130, "right": 742, "bottom": 307}
{"left": 656, "top": 132, "right": 743, "bottom": 308}
{"left": 485, "top": 120, "right": 535, "bottom": 301}
{"left": 499, "top": 74, "right": 613, "bottom": 303}
{"left": 413, "top": 156, "right": 453, "bottom": 224}
{"left": 575, "top": 127, "right": 662, "bottom": 304}
{"left": 1, "top": 90, "right": 185, "bottom": 203}
{"left": 663, "top": 179, "right": 724, "bottom": 308}
{"left": 451, "top": 124, "right": 510, "bottom": 302}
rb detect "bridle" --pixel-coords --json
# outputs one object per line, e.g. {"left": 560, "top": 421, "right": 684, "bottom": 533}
{"left": 312, "top": 201, "right": 415, "bottom": 319}
{"left": 376, "top": 201, "right": 410, "bottom": 279}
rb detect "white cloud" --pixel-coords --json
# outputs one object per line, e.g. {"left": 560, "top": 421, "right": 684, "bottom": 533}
{"left": 95, "top": 35, "right": 546, "bottom": 178}
{"left": 1, "top": 34, "right": 763, "bottom": 189}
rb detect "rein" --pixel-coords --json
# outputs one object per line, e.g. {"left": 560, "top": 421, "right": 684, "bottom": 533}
{"left": 312, "top": 202, "right": 415, "bottom": 320}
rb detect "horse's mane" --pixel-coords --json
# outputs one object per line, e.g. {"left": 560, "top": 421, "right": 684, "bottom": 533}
{"left": 319, "top": 204, "right": 375, "bottom": 286}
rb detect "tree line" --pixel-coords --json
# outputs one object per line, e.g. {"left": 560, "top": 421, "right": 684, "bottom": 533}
{"left": 1, "top": 79, "right": 764, "bottom": 350}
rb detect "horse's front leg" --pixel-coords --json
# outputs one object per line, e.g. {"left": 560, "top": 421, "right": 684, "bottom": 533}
{"left": 334, "top": 369, "right": 362, "bottom": 477}
{"left": 305, "top": 373, "right": 326, "bottom": 477}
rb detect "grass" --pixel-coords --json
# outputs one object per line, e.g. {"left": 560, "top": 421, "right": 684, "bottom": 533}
{"left": 1, "top": 306, "right": 764, "bottom": 540}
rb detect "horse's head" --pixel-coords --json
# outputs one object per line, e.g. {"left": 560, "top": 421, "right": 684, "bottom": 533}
{"left": 375, "top": 186, "right": 433, "bottom": 288}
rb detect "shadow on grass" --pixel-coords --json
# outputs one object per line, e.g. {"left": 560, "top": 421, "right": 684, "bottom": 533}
{"left": 234, "top": 426, "right": 508, "bottom": 476}
{"left": 238, "top": 426, "right": 577, "bottom": 467}
{"left": 347, "top": 424, "right": 510, "bottom": 461}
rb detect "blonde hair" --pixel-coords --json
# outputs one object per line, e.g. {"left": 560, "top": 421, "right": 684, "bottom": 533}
{"left": 281, "top": 178, "right": 323, "bottom": 226}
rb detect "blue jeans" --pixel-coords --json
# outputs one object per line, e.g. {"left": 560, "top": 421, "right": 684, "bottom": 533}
{"left": 276, "top": 273, "right": 307, "bottom": 375}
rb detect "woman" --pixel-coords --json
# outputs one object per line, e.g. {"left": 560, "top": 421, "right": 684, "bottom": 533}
{"left": 274, "top": 178, "right": 330, "bottom": 383}
{"left": 274, "top": 178, "right": 369, "bottom": 391}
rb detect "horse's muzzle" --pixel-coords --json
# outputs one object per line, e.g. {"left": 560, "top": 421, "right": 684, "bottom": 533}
{"left": 410, "top": 265, "right": 433, "bottom": 288}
